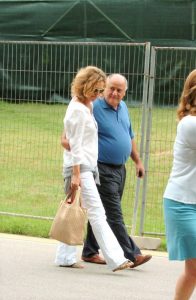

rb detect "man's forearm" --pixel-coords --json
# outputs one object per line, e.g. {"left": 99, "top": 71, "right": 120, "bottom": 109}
{"left": 130, "top": 139, "right": 141, "bottom": 164}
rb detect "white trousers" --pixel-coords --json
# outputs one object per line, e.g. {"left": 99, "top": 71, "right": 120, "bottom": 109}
{"left": 55, "top": 171, "right": 127, "bottom": 270}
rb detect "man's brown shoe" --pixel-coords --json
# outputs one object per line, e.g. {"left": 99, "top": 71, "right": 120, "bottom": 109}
{"left": 131, "top": 254, "right": 152, "bottom": 268}
{"left": 81, "top": 254, "right": 106, "bottom": 264}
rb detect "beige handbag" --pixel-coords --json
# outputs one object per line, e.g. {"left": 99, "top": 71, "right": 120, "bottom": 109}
{"left": 49, "top": 187, "right": 87, "bottom": 245}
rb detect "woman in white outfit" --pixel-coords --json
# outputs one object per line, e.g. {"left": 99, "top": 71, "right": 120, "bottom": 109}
{"left": 55, "top": 66, "right": 132, "bottom": 272}
{"left": 163, "top": 69, "right": 196, "bottom": 300}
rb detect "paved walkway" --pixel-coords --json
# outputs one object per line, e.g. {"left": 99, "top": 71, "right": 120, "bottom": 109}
{"left": 0, "top": 233, "right": 195, "bottom": 300}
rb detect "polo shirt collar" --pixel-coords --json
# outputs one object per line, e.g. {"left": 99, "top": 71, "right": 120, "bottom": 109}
{"left": 102, "top": 98, "right": 122, "bottom": 111}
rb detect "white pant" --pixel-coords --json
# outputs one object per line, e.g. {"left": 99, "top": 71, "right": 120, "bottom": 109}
{"left": 55, "top": 243, "right": 77, "bottom": 266}
{"left": 55, "top": 171, "right": 127, "bottom": 270}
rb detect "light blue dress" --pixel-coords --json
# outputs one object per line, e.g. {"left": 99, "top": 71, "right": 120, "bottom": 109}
{"left": 164, "top": 198, "right": 196, "bottom": 260}
{"left": 163, "top": 116, "right": 196, "bottom": 261}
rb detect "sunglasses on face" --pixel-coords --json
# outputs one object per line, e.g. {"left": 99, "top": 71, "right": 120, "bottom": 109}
{"left": 93, "top": 88, "right": 105, "bottom": 94}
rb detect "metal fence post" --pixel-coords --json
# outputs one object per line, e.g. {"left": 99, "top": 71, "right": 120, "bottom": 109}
{"left": 131, "top": 42, "right": 151, "bottom": 235}
{"left": 139, "top": 46, "right": 156, "bottom": 236}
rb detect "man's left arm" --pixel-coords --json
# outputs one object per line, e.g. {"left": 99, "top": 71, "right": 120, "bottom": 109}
{"left": 130, "top": 139, "right": 145, "bottom": 178}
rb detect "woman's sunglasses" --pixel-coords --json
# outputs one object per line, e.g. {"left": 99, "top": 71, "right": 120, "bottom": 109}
{"left": 93, "top": 88, "right": 105, "bottom": 94}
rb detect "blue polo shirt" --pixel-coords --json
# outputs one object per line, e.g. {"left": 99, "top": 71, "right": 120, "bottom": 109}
{"left": 93, "top": 98, "right": 134, "bottom": 165}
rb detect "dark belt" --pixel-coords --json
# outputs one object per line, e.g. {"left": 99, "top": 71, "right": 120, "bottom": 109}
{"left": 98, "top": 161, "right": 123, "bottom": 168}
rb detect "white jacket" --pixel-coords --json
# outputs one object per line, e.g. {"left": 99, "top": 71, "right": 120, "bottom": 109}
{"left": 164, "top": 115, "right": 196, "bottom": 204}
{"left": 63, "top": 98, "right": 98, "bottom": 169}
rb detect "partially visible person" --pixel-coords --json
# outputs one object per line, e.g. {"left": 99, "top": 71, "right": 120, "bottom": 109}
{"left": 55, "top": 66, "right": 132, "bottom": 272}
{"left": 163, "top": 69, "right": 196, "bottom": 300}
{"left": 61, "top": 74, "right": 152, "bottom": 268}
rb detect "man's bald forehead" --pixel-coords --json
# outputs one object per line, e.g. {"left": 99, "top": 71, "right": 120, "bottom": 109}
{"left": 107, "top": 74, "right": 127, "bottom": 89}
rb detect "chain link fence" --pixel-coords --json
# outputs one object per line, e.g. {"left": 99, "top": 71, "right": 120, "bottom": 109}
{"left": 0, "top": 41, "right": 149, "bottom": 234}
{"left": 1, "top": 41, "right": 195, "bottom": 238}
{"left": 139, "top": 46, "right": 196, "bottom": 236}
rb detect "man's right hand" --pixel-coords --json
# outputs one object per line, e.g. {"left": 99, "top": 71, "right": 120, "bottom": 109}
{"left": 61, "top": 133, "right": 71, "bottom": 151}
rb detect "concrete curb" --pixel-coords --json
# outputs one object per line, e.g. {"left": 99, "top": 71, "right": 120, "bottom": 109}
{"left": 132, "top": 235, "right": 162, "bottom": 250}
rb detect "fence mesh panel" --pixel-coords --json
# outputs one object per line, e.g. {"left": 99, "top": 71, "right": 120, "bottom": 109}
{"left": 0, "top": 41, "right": 148, "bottom": 232}
{"left": 2, "top": 42, "right": 194, "bottom": 238}
{"left": 140, "top": 46, "right": 196, "bottom": 236}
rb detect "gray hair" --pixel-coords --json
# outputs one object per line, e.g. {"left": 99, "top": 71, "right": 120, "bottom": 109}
{"left": 107, "top": 73, "right": 128, "bottom": 91}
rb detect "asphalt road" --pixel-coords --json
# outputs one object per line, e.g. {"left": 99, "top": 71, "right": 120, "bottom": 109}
{"left": 0, "top": 233, "right": 195, "bottom": 300}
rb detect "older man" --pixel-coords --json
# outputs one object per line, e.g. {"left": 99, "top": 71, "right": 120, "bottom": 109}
{"left": 81, "top": 74, "right": 151, "bottom": 267}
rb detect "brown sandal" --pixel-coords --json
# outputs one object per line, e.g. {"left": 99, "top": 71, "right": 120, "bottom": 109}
{"left": 113, "top": 261, "right": 133, "bottom": 272}
{"left": 60, "top": 262, "right": 84, "bottom": 269}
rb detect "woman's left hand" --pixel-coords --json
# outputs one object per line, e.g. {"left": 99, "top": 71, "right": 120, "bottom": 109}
{"left": 68, "top": 174, "right": 80, "bottom": 203}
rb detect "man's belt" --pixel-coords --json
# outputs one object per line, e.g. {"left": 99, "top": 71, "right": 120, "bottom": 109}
{"left": 98, "top": 161, "right": 123, "bottom": 168}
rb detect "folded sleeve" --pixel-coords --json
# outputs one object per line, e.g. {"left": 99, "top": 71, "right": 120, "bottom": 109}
{"left": 64, "top": 109, "right": 86, "bottom": 165}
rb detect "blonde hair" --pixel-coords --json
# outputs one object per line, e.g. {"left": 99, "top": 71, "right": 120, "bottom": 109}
{"left": 71, "top": 66, "right": 106, "bottom": 102}
{"left": 177, "top": 69, "right": 196, "bottom": 120}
